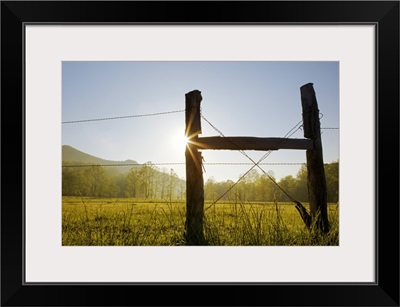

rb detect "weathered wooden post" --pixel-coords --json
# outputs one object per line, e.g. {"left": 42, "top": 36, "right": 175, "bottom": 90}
{"left": 300, "top": 83, "right": 330, "bottom": 233}
{"left": 185, "top": 90, "right": 205, "bottom": 245}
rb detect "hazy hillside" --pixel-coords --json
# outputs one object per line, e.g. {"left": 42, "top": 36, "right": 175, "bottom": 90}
{"left": 62, "top": 145, "right": 186, "bottom": 198}
{"left": 62, "top": 145, "right": 138, "bottom": 173}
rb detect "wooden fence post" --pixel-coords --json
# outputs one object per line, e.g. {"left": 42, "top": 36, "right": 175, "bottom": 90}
{"left": 185, "top": 90, "right": 205, "bottom": 245}
{"left": 300, "top": 83, "right": 330, "bottom": 233}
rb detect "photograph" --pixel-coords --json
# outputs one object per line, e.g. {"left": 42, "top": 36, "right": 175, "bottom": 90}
{"left": 61, "top": 61, "right": 339, "bottom": 246}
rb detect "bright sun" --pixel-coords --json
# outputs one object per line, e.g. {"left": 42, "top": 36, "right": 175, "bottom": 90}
{"left": 172, "top": 132, "right": 188, "bottom": 152}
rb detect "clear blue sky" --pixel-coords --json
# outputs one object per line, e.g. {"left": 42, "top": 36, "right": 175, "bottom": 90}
{"left": 62, "top": 61, "right": 339, "bottom": 182}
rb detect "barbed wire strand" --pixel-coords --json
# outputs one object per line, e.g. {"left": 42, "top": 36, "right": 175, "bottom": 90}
{"left": 62, "top": 162, "right": 306, "bottom": 168}
{"left": 62, "top": 163, "right": 184, "bottom": 168}
{"left": 257, "top": 120, "right": 303, "bottom": 164}
{"left": 62, "top": 109, "right": 185, "bottom": 124}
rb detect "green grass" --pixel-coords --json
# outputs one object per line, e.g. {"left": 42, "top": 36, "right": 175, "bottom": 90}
{"left": 62, "top": 196, "right": 339, "bottom": 246}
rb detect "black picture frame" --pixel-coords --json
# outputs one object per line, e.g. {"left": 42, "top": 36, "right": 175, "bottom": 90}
{"left": 1, "top": 1, "right": 399, "bottom": 306}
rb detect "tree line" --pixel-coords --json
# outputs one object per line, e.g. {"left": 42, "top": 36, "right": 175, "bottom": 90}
{"left": 62, "top": 160, "right": 339, "bottom": 203}
{"left": 62, "top": 162, "right": 185, "bottom": 199}
{"left": 204, "top": 161, "right": 339, "bottom": 203}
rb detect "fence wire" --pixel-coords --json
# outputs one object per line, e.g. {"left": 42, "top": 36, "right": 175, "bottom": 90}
{"left": 201, "top": 114, "right": 306, "bottom": 211}
{"left": 62, "top": 162, "right": 306, "bottom": 168}
{"left": 62, "top": 109, "right": 185, "bottom": 124}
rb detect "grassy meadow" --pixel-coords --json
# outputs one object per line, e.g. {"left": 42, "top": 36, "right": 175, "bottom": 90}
{"left": 62, "top": 196, "right": 339, "bottom": 246}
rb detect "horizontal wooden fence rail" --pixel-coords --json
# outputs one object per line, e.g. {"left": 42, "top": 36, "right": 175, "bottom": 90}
{"left": 193, "top": 136, "right": 313, "bottom": 151}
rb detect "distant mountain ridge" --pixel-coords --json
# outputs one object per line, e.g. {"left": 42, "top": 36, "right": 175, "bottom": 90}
{"left": 62, "top": 145, "right": 138, "bottom": 173}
